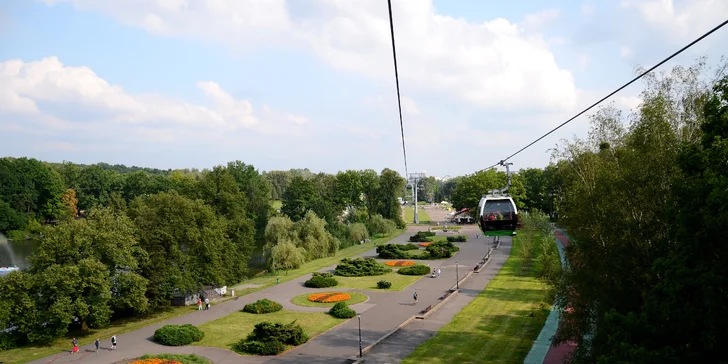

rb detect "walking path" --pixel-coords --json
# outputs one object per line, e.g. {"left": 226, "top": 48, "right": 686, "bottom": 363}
{"left": 361, "top": 236, "right": 512, "bottom": 364}
{"left": 27, "top": 226, "right": 495, "bottom": 364}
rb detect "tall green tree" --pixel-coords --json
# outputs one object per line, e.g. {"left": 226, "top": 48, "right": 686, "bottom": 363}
{"left": 281, "top": 176, "right": 317, "bottom": 221}
{"left": 226, "top": 161, "right": 271, "bottom": 243}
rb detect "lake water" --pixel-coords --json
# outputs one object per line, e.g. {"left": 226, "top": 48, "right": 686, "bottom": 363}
{"left": 0, "top": 233, "right": 41, "bottom": 271}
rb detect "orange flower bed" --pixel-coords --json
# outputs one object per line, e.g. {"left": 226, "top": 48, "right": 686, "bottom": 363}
{"left": 308, "top": 292, "right": 352, "bottom": 303}
{"left": 384, "top": 260, "right": 416, "bottom": 267}
{"left": 132, "top": 359, "right": 182, "bottom": 364}
{"left": 419, "top": 242, "right": 432, "bottom": 247}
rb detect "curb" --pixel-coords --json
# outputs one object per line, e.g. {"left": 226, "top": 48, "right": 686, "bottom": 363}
{"left": 415, "top": 288, "right": 460, "bottom": 319}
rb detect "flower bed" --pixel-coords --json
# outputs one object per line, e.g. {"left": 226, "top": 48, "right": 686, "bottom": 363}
{"left": 418, "top": 242, "right": 432, "bottom": 247}
{"left": 132, "top": 359, "right": 182, "bottom": 364}
{"left": 384, "top": 260, "right": 416, "bottom": 267}
{"left": 308, "top": 292, "right": 352, "bottom": 303}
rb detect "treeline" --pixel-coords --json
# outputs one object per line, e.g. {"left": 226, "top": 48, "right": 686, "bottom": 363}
{"left": 516, "top": 59, "right": 728, "bottom": 363}
{"left": 0, "top": 159, "right": 406, "bottom": 349}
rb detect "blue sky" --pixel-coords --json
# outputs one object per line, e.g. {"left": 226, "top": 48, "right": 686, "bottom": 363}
{"left": 1, "top": 0, "right": 727, "bottom": 177}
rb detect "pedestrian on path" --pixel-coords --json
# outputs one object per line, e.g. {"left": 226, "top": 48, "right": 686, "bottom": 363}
{"left": 95, "top": 338, "right": 100, "bottom": 353}
{"left": 71, "top": 338, "right": 78, "bottom": 353}
{"left": 110, "top": 334, "right": 117, "bottom": 350}
{"left": 413, "top": 291, "right": 418, "bottom": 305}
{"left": 205, "top": 297, "right": 210, "bottom": 310}
{"left": 197, "top": 297, "right": 202, "bottom": 310}
{"left": 437, "top": 268, "right": 441, "bottom": 277}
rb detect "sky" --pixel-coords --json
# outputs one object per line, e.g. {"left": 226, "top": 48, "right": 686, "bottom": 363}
{"left": 1, "top": 0, "right": 727, "bottom": 177}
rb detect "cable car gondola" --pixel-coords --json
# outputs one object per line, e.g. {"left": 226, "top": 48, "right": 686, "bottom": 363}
{"left": 477, "top": 161, "right": 518, "bottom": 235}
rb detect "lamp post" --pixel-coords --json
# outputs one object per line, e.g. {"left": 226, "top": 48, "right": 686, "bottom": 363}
{"left": 357, "top": 314, "right": 363, "bottom": 357}
{"left": 456, "top": 261, "right": 459, "bottom": 289}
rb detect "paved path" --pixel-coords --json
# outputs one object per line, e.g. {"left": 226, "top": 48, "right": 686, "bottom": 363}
{"left": 362, "top": 235, "right": 512, "bottom": 364}
{"left": 27, "top": 225, "right": 493, "bottom": 364}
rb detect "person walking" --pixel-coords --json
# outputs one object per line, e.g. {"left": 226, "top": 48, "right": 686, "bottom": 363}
{"left": 95, "top": 338, "right": 100, "bottom": 353}
{"left": 205, "top": 297, "right": 210, "bottom": 310}
{"left": 71, "top": 338, "right": 78, "bottom": 354}
{"left": 110, "top": 334, "right": 117, "bottom": 350}
{"left": 413, "top": 291, "right": 418, "bottom": 305}
{"left": 197, "top": 297, "right": 203, "bottom": 311}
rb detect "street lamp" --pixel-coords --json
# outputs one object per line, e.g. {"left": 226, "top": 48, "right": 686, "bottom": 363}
{"left": 456, "top": 261, "right": 459, "bottom": 289}
{"left": 357, "top": 314, "right": 363, "bottom": 357}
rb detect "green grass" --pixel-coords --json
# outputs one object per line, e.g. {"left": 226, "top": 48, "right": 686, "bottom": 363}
{"left": 231, "top": 230, "right": 405, "bottom": 294}
{"left": 193, "top": 310, "right": 346, "bottom": 353}
{"left": 336, "top": 270, "right": 422, "bottom": 291}
{"left": 404, "top": 206, "right": 431, "bottom": 224}
{"left": 0, "top": 305, "right": 199, "bottom": 364}
{"left": 290, "top": 292, "right": 369, "bottom": 307}
{"left": 402, "top": 230, "right": 556, "bottom": 364}
{"left": 138, "top": 353, "right": 211, "bottom": 364}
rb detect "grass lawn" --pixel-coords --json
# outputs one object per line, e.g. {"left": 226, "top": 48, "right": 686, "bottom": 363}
{"left": 193, "top": 310, "right": 346, "bottom": 353}
{"left": 231, "top": 230, "right": 404, "bottom": 295}
{"left": 402, "top": 230, "right": 557, "bottom": 364}
{"left": 404, "top": 206, "right": 431, "bottom": 224}
{"left": 290, "top": 292, "right": 369, "bottom": 307}
{"left": 337, "top": 270, "right": 422, "bottom": 291}
{"left": 0, "top": 305, "right": 198, "bottom": 364}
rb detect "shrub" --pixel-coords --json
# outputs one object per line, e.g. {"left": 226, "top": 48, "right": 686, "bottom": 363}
{"left": 377, "top": 280, "right": 392, "bottom": 289}
{"left": 447, "top": 235, "right": 468, "bottom": 242}
{"left": 235, "top": 321, "right": 309, "bottom": 355}
{"left": 408, "top": 231, "right": 435, "bottom": 242}
{"left": 242, "top": 299, "right": 283, "bottom": 314}
{"left": 334, "top": 257, "right": 392, "bottom": 277}
{"left": 153, "top": 324, "right": 205, "bottom": 346}
{"left": 304, "top": 272, "right": 338, "bottom": 288}
{"left": 426, "top": 241, "right": 460, "bottom": 259}
{"left": 329, "top": 302, "right": 357, "bottom": 319}
{"left": 376, "top": 244, "right": 409, "bottom": 259}
{"left": 401, "top": 243, "right": 420, "bottom": 250}
{"left": 398, "top": 265, "right": 431, "bottom": 275}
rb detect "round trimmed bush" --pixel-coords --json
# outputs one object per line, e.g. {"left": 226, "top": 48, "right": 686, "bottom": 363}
{"left": 153, "top": 324, "right": 204, "bottom": 346}
{"left": 243, "top": 299, "right": 283, "bottom": 314}
{"left": 329, "top": 302, "right": 357, "bottom": 319}
{"left": 235, "top": 321, "right": 309, "bottom": 355}
{"left": 237, "top": 339, "right": 286, "bottom": 356}
{"left": 398, "top": 264, "right": 431, "bottom": 276}
{"left": 304, "top": 272, "right": 338, "bottom": 288}
{"left": 377, "top": 280, "right": 392, "bottom": 289}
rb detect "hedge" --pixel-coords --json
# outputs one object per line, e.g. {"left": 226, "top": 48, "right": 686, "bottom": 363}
{"left": 398, "top": 265, "right": 431, "bottom": 276}
{"left": 334, "top": 257, "right": 392, "bottom": 277}
{"left": 242, "top": 299, "right": 283, "bottom": 314}
{"left": 153, "top": 324, "right": 205, "bottom": 346}
{"left": 329, "top": 302, "right": 357, "bottom": 318}
{"left": 304, "top": 272, "right": 339, "bottom": 288}
{"left": 235, "top": 321, "right": 309, "bottom": 355}
{"left": 447, "top": 235, "right": 468, "bottom": 242}
{"left": 377, "top": 280, "right": 392, "bottom": 289}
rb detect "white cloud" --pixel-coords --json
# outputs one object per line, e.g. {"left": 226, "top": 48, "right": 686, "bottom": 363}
{"left": 621, "top": 0, "right": 728, "bottom": 41}
{"left": 0, "top": 56, "right": 308, "bottom": 135}
{"left": 577, "top": 54, "right": 590, "bottom": 70}
{"left": 582, "top": 4, "right": 595, "bottom": 15}
{"left": 363, "top": 94, "right": 420, "bottom": 116}
{"left": 620, "top": 46, "right": 633, "bottom": 59}
{"left": 40, "top": 0, "right": 578, "bottom": 113}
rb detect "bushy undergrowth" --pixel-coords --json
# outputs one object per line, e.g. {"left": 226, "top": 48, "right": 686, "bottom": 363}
{"left": 408, "top": 231, "right": 436, "bottom": 242}
{"left": 377, "top": 280, "right": 392, "bottom": 289}
{"left": 377, "top": 241, "right": 459, "bottom": 260}
{"left": 447, "top": 235, "right": 467, "bottom": 242}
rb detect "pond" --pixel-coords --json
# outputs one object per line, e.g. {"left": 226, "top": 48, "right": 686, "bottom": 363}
{"left": 0, "top": 233, "right": 41, "bottom": 272}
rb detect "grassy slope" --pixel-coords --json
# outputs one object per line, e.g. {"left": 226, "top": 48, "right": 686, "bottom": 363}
{"left": 193, "top": 310, "right": 345, "bottom": 352}
{"left": 402, "top": 231, "right": 556, "bottom": 364}
{"left": 0, "top": 230, "right": 405, "bottom": 364}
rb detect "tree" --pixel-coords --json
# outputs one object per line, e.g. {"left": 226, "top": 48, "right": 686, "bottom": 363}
{"left": 281, "top": 176, "right": 317, "bottom": 221}
{"left": 375, "top": 168, "right": 406, "bottom": 226}
{"left": 59, "top": 188, "right": 79, "bottom": 218}
{"left": 128, "top": 192, "right": 240, "bottom": 309}
{"left": 264, "top": 170, "right": 293, "bottom": 200}
{"left": 269, "top": 239, "right": 305, "bottom": 273}
{"left": 226, "top": 161, "right": 271, "bottom": 244}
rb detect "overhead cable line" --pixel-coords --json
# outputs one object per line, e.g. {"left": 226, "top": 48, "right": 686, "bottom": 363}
{"left": 387, "top": 0, "right": 409, "bottom": 177}
{"left": 474, "top": 18, "right": 728, "bottom": 175}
